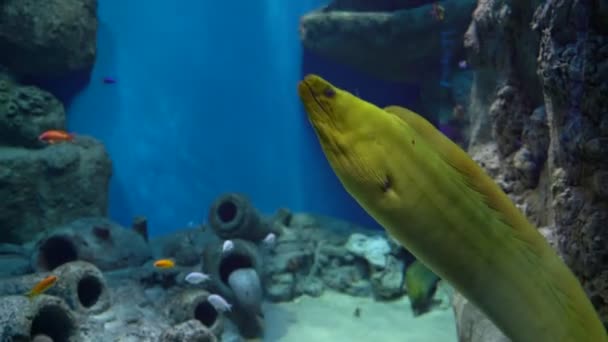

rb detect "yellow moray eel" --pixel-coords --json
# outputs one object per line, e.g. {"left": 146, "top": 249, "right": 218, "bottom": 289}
{"left": 297, "top": 74, "right": 607, "bottom": 342}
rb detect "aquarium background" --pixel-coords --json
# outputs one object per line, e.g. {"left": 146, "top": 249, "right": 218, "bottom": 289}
{"left": 53, "top": 0, "right": 422, "bottom": 236}
{"left": 1, "top": 0, "right": 606, "bottom": 341}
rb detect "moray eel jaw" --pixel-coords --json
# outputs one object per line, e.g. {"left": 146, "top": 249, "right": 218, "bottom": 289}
{"left": 297, "top": 74, "right": 425, "bottom": 217}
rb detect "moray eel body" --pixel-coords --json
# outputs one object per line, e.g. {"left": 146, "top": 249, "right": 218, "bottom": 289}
{"left": 297, "top": 74, "right": 607, "bottom": 342}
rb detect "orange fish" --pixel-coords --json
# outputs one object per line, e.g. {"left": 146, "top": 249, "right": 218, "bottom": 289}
{"left": 26, "top": 275, "right": 58, "bottom": 299}
{"left": 153, "top": 259, "right": 175, "bottom": 269}
{"left": 38, "top": 130, "right": 75, "bottom": 144}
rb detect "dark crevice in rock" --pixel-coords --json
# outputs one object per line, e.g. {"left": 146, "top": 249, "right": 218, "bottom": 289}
{"left": 219, "top": 253, "right": 254, "bottom": 286}
{"left": 194, "top": 300, "right": 219, "bottom": 327}
{"left": 77, "top": 274, "right": 102, "bottom": 308}
{"left": 30, "top": 305, "right": 75, "bottom": 342}
{"left": 37, "top": 235, "right": 78, "bottom": 270}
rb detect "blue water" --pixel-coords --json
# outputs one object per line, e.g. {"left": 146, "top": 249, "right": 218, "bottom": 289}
{"left": 35, "top": 0, "right": 419, "bottom": 236}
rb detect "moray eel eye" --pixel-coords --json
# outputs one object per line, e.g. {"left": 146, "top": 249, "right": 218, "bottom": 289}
{"left": 323, "top": 87, "right": 336, "bottom": 98}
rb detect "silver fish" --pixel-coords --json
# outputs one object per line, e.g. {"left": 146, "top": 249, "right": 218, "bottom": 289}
{"left": 262, "top": 233, "right": 276, "bottom": 246}
{"left": 222, "top": 240, "right": 234, "bottom": 253}
{"left": 207, "top": 294, "right": 232, "bottom": 312}
{"left": 185, "top": 272, "right": 210, "bottom": 284}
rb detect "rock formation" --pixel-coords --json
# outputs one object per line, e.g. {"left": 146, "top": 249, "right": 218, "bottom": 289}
{"left": 0, "top": 0, "right": 98, "bottom": 76}
{"left": 0, "top": 28, "right": 108, "bottom": 245}
{"left": 464, "top": 0, "right": 608, "bottom": 328}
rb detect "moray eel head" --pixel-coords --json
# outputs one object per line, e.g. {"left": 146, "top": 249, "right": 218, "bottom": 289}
{"left": 298, "top": 74, "right": 422, "bottom": 217}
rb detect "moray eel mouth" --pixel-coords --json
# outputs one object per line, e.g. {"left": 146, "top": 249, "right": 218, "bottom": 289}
{"left": 297, "top": 75, "right": 349, "bottom": 151}
{"left": 298, "top": 75, "right": 389, "bottom": 204}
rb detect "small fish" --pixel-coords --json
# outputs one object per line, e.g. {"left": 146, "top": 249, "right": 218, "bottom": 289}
{"left": 458, "top": 60, "right": 468, "bottom": 69}
{"left": 185, "top": 272, "right": 210, "bottom": 284}
{"left": 430, "top": 2, "right": 445, "bottom": 22}
{"left": 222, "top": 240, "right": 234, "bottom": 253}
{"left": 153, "top": 259, "right": 175, "bottom": 269}
{"left": 103, "top": 77, "right": 116, "bottom": 84}
{"left": 263, "top": 233, "right": 276, "bottom": 246}
{"left": 38, "top": 130, "right": 75, "bottom": 144}
{"left": 207, "top": 294, "right": 232, "bottom": 312}
{"left": 26, "top": 275, "right": 58, "bottom": 299}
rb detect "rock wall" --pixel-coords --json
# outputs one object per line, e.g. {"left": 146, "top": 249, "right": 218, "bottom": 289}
{"left": 534, "top": 0, "right": 608, "bottom": 323}
{"left": 0, "top": 1, "right": 106, "bottom": 243}
{"left": 465, "top": 0, "right": 608, "bottom": 329}
{"left": 0, "top": 137, "right": 111, "bottom": 244}
{"left": 299, "top": 0, "right": 476, "bottom": 83}
{"left": 0, "top": 0, "right": 98, "bottom": 76}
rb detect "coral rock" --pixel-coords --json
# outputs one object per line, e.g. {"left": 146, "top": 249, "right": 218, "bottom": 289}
{"left": 345, "top": 233, "right": 391, "bottom": 268}
{"left": 0, "top": 295, "right": 79, "bottom": 341}
{"left": 0, "top": 138, "right": 111, "bottom": 244}
{"left": 300, "top": 1, "right": 476, "bottom": 82}
{"left": 0, "top": 243, "right": 32, "bottom": 277}
{"left": 154, "top": 228, "right": 207, "bottom": 266}
{"left": 0, "top": 76, "right": 66, "bottom": 148}
{"left": 166, "top": 289, "right": 224, "bottom": 338}
{"left": 0, "top": 0, "right": 98, "bottom": 76}
{"left": 31, "top": 217, "right": 151, "bottom": 271}
{"left": 47, "top": 261, "right": 110, "bottom": 313}
{"left": 370, "top": 255, "right": 405, "bottom": 300}
{"left": 266, "top": 273, "right": 296, "bottom": 302}
{"left": 159, "top": 320, "right": 218, "bottom": 342}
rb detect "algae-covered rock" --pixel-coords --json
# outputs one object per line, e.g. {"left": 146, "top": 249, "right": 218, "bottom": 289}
{"left": 370, "top": 254, "right": 405, "bottom": 299}
{"left": 0, "top": 76, "right": 66, "bottom": 148}
{"left": 266, "top": 273, "right": 296, "bottom": 301}
{"left": 0, "top": 295, "right": 79, "bottom": 341}
{"left": 0, "top": 261, "right": 110, "bottom": 315}
{"left": 153, "top": 228, "right": 208, "bottom": 266}
{"left": 166, "top": 289, "right": 224, "bottom": 337}
{"left": 345, "top": 233, "right": 391, "bottom": 268}
{"left": 0, "top": 139, "right": 111, "bottom": 243}
{"left": 324, "top": 0, "right": 435, "bottom": 12}
{"left": 0, "top": 0, "right": 98, "bottom": 76}
{"left": 31, "top": 217, "right": 151, "bottom": 271}
{"left": 0, "top": 139, "right": 111, "bottom": 244}
{"left": 533, "top": 0, "right": 608, "bottom": 324}
{"left": 404, "top": 260, "right": 440, "bottom": 316}
{"left": 47, "top": 261, "right": 110, "bottom": 313}
{"left": 299, "top": 0, "right": 476, "bottom": 82}
{"left": 0, "top": 243, "right": 32, "bottom": 276}
{"left": 159, "top": 320, "right": 217, "bottom": 342}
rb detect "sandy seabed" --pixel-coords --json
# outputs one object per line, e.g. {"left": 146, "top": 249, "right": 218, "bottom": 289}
{"left": 262, "top": 290, "right": 458, "bottom": 342}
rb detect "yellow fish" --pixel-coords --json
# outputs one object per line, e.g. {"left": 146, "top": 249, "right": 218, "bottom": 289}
{"left": 26, "top": 275, "right": 57, "bottom": 299}
{"left": 297, "top": 74, "right": 607, "bottom": 342}
{"left": 153, "top": 259, "right": 175, "bottom": 269}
